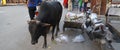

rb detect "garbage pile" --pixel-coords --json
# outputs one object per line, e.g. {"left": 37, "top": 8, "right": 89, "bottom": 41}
{"left": 65, "top": 12, "right": 85, "bottom": 22}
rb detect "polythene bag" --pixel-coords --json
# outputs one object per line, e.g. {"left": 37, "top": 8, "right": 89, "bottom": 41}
{"left": 55, "top": 34, "right": 69, "bottom": 43}
{"left": 72, "top": 34, "right": 85, "bottom": 43}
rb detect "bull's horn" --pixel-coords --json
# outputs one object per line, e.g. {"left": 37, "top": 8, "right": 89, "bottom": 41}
{"left": 43, "top": 23, "right": 51, "bottom": 26}
{"left": 27, "top": 20, "right": 40, "bottom": 24}
{"left": 36, "top": 20, "right": 40, "bottom": 24}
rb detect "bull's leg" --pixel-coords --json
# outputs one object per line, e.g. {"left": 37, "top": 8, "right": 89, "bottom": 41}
{"left": 43, "top": 35, "right": 47, "bottom": 48}
{"left": 55, "top": 25, "right": 59, "bottom": 37}
{"left": 51, "top": 26, "right": 55, "bottom": 41}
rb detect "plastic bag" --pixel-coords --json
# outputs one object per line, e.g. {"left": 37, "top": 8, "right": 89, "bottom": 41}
{"left": 55, "top": 34, "right": 69, "bottom": 43}
{"left": 72, "top": 34, "right": 85, "bottom": 43}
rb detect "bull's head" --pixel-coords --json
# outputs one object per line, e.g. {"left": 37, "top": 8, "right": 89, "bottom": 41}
{"left": 27, "top": 20, "right": 50, "bottom": 45}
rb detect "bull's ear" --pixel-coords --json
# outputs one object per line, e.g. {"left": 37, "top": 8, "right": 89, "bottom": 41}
{"left": 44, "top": 23, "right": 51, "bottom": 26}
{"left": 36, "top": 20, "right": 40, "bottom": 24}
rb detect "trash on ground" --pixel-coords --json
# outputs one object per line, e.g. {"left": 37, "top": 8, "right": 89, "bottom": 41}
{"left": 48, "top": 46, "right": 51, "bottom": 49}
{"left": 55, "top": 34, "right": 69, "bottom": 43}
{"left": 72, "top": 34, "right": 85, "bottom": 43}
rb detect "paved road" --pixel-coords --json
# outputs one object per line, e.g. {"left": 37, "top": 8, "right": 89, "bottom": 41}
{"left": 0, "top": 4, "right": 100, "bottom": 50}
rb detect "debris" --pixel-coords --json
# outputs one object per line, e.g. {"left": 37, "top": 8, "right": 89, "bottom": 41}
{"left": 55, "top": 34, "right": 69, "bottom": 43}
{"left": 72, "top": 34, "right": 85, "bottom": 43}
{"left": 48, "top": 46, "right": 51, "bottom": 49}
{"left": 65, "top": 12, "right": 85, "bottom": 21}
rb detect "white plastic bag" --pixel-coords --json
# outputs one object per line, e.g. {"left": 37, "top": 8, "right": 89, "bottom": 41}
{"left": 55, "top": 34, "right": 69, "bottom": 43}
{"left": 72, "top": 34, "right": 85, "bottom": 43}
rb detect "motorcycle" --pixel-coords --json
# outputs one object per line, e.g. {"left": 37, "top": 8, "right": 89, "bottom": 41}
{"left": 81, "top": 11, "right": 113, "bottom": 50}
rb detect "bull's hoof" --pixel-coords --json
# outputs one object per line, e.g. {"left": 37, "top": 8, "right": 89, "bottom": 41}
{"left": 31, "top": 40, "right": 38, "bottom": 45}
{"left": 51, "top": 37, "right": 54, "bottom": 41}
{"left": 42, "top": 46, "right": 47, "bottom": 48}
{"left": 42, "top": 45, "right": 48, "bottom": 48}
{"left": 31, "top": 42, "right": 36, "bottom": 45}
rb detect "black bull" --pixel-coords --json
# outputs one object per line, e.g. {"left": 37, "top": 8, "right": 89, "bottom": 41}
{"left": 27, "top": 1, "right": 63, "bottom": 48}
